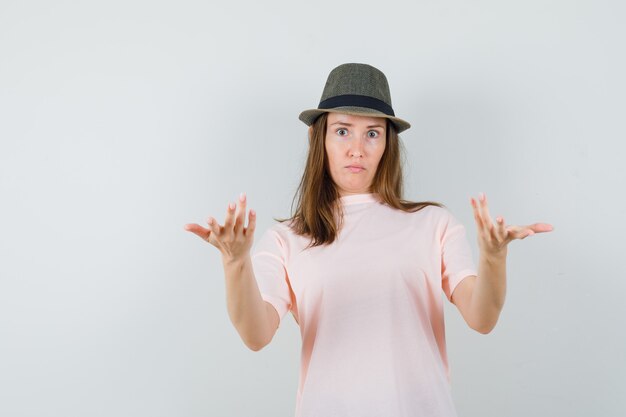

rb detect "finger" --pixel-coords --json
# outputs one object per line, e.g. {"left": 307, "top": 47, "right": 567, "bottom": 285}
{"left": 223, "top": 201, "right": 236, "bottom": 235}
{"left": 233, "top": 192, "right": 247, "bottom": 233}
{"left": 528, "top": 222, "right": 554, "bottom": 233}
{"left": 479, "top": 192, "right": 496, "bottom": 233}
{"left": 470, "top": 197, "right": 484, "bottom": 229}
{"left": 245, "top": 208, "right": 257, "bottom": 238}
{"left": 206, "top": 216, "right": 222, "bottom": 243}
{"left": 184, "top": 222, "right": 214, "bottom": 244}
{"left": 508, "top": 225, "right": 534, "bottom": 240}
{"left": 507, "top": 223, "right": 553, "bottom": 239}
{"left": 496, "top": 216, "right": 509, "bottom": 242}
{"left": 184, "top": 223, "right": 211, "bottom": 240}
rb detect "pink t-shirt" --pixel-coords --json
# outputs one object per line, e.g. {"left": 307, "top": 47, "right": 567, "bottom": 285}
{"left": 251, "top": 192, "right": 477, "bottom": 417}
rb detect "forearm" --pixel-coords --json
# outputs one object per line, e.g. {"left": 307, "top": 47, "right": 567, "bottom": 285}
{"left": 470, "top": 251, "right": 507, "bottom": 333}
{"left": 223, "top": 255, "right": 274, "bottom": 350}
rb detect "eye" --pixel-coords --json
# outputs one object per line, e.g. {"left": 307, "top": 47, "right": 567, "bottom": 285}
{"left": 336, "top": 128, "right": 348, "bottom": 136}
{"left": 367, "top": 130, "right": 380, "bottom": 138}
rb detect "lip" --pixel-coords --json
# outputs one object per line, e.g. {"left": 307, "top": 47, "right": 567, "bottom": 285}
{"left": 346, "top": 165, "right": 365, "bottom": 172}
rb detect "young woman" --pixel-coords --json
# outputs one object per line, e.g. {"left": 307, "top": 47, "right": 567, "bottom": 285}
{"left": 185, "top": 63, "right": 553, "bottom": 417}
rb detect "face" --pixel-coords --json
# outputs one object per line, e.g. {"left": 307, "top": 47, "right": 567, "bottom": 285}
{"left": 323, "top": 112, "right": 386, "bottom": 196}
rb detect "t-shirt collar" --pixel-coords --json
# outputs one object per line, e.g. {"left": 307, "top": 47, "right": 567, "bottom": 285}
{"left": 338, "top": 192, "right": 380, "bottom": 205}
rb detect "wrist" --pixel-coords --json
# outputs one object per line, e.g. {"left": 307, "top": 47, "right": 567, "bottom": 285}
{"left": 222, "top": 254, "right": 249, "bottom": 268}
{"left": 481, "top": 248, "right": 507, "bottom": 264}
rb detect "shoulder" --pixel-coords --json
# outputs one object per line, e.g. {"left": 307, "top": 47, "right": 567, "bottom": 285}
{"left": 270, "top": 221, "right": 297, "bottom": 240}
{"left": 399, "top": 204, "right": 469, "bottom": 239}
{"left": 398, "top": 203, "right": 451, "bottom": 223}
{"left": 255, "top": 220, "right": 301, "bottom": 250}
{"left": 257, "top": 221, "right": 290, "bottom": 243}
{"left": 416, "top": 203, "right": 460, "bottom": 222}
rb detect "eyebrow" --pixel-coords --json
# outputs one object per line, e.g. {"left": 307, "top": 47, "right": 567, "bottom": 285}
{"left": 329, "top": 122, "right": 385, "bottom": 129}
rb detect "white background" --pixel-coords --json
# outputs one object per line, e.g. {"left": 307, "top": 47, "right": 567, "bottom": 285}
{"left": 1, "top": 1, "right": 624, "bottom": 416}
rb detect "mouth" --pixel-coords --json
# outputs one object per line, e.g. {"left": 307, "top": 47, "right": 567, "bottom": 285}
{"left": 346, "top": 165, "right": 365, "bottom": 172}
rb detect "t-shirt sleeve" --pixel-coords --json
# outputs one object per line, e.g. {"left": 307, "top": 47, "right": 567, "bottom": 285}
{"left": 251, "top": 226, "right": 293, "bottom": 326}
{"left": 440, "top": 209, "right": 478, "bottom": 302}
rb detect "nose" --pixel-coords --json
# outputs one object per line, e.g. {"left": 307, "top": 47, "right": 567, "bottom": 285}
{"left": 349, "top": 137, "right": 365, "bottom": 158}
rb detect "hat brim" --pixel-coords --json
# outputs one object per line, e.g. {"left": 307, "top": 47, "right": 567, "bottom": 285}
{"left": 299, "top": 106, "right": 411, "bottom": 133}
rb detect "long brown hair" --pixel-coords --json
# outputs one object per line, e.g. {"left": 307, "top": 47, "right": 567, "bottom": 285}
{"left": 275, "top": 112, "right": 444, "bottom": 248}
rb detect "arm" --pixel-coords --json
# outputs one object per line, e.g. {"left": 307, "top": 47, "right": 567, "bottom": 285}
{"left": 184, "top": 192, "right": 279, "bottom": 352}
{"left": 453, "top": 192, "right": 553, "bottom": 334}
{"left": 451, "top": 252, "right": 506, "bottom": 334}
{"left": 223, "top": 255, "right": 279, "bottom": 351}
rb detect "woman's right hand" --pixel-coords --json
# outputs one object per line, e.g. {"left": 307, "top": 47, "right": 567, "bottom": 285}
{"left": 184, "top": 192, "right": 256, "bottom": 263}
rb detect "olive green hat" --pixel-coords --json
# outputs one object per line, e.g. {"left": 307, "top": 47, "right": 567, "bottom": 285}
{"left": 298, "top": 63, "right": 411, "bottom": 133}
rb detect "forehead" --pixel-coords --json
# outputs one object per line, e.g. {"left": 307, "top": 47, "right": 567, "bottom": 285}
{"left": 326, "top": 112, "right": 386, "bottom": 127}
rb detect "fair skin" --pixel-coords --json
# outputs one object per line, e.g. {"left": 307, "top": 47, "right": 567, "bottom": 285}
{"left": 184, "top": 112, "right": 554, "bottom": 351}
{"left": 184, "top": 193, "right": 277, "bottom": 351}
{"left": 322, "top": 112, "right": 387, "bottom": 196}
{"left": 451, "top": 192, "right": 553, "bottom": 333}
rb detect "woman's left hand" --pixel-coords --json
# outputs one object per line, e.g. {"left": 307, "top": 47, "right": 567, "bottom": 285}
{"left": 470, "top": 192, "right": 554, "bottom": 260}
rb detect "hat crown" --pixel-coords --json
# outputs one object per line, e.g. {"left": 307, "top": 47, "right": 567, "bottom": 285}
{"left": 319, "top": 63, "right": 392, "bottom": 106}
{"left": 298, "top": 62, "right": 411, "bottom": 133}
